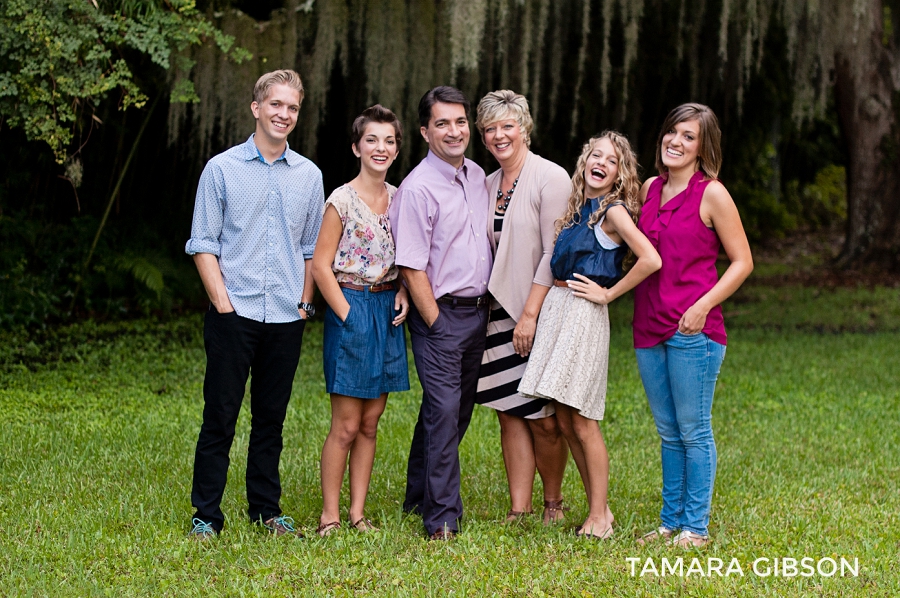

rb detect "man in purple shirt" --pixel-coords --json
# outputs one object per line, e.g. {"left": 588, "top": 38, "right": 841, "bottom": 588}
{"left": 388, "top": 86, "right": 492, "bottom": 540}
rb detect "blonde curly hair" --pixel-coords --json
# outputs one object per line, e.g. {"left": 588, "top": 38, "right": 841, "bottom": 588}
{"left": 555, "top": 131, "right": 642, "bottom": 238}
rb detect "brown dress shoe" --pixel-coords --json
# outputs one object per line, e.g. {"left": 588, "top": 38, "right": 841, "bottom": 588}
{"left": 429, "top": 529, "right": 456, "bottom": 541}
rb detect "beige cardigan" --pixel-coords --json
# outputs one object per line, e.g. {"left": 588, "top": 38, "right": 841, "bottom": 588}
{"left": 486, "top": 151, "right": 571, "bottom": 321}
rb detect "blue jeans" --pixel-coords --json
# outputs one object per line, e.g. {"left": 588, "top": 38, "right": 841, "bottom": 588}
{"left": 635, "top": 331, "right": 726, "bottom": 536}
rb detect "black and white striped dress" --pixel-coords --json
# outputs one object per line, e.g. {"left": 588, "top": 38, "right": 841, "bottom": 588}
{"left": 475, "top": 209, "right": 554, "bottom": 419}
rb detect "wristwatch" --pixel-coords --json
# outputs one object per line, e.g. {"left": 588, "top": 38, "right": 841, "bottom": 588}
{"left": 298, "top": 302, "right": 316, "bottom": 318}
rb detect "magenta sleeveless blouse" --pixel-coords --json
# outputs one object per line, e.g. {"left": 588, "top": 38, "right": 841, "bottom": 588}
{"left": 633, "top": 171, "right": 727, "bottom": 348}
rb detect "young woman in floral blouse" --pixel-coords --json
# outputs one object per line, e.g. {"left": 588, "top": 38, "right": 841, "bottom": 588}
{"left": 311, "top": 105, "right": 410, "bottom": 537}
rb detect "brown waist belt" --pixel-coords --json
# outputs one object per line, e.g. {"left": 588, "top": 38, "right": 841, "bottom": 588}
{"left": 553, "top": 279, "right": 570, "bottom": 288}
{"left": 338, "top": 281, "right": 397, "bottom": 293}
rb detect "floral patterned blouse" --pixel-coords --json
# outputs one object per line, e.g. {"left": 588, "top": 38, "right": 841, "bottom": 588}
{"left": 325, "top": 183, "right": 399, "bottom": 285}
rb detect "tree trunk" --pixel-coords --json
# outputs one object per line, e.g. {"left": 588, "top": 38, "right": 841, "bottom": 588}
{"left": 833, "top": 0, "right": 900, "bottom": 271}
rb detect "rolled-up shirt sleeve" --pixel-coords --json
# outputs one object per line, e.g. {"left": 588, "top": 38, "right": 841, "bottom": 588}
{"left": 300, "top": 173, "right": 325, "bottom": 259}
{"left": 533, "top": 166, "right": 572, "bottom": 286}
{"left": 391, "top": 186, "right": 433, "bottom": 271}
{"left": 185, "top": 162, "right": 225, "bottom": 256}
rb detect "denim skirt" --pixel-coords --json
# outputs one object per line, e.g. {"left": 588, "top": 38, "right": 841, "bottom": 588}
{"left": 323, "top": 286, "right": 410, "bottom": 399}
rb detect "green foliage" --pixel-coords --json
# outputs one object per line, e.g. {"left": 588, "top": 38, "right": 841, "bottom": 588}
{"left": 85, "top": 250, "right": 196, "bottom": 316}
{"left": 168, "top": 77, "right": 201, "bottom": 103}
{"left": 0, "top": 0, "right": 248, "bottom": 162}
{"left": 730, "top": 144, "right": 797, "bottom": 242}
{"left": 114, "top": 254, "right": 165, "bottom": 301}
{"left": 0, "top": 212, "right": 202, "bottom": 328}
{"left": 731, "top": 184, "right": 797, "bottom": 242}
{"left": 783, "top": 165, "right": 847, "bottom": 230}
{"left": 0, "top": 213, "right": 89, "bottom": 328}
{"left": 731, "top": 144, "right": 847, "bottom": 241}
{"left": 0, "top": 257, "right": 60, "bottom": 330}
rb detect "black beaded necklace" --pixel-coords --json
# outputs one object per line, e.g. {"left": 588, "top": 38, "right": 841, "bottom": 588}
{"left": 496, "top": 177, "right": 519, "bottom": 213}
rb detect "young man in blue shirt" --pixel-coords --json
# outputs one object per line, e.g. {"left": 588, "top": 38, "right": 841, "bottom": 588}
{"left": 185, "top": 69, "right": 323, "bottom": 539}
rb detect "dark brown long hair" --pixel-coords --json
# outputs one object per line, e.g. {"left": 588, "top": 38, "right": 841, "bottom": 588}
{"left": 654, "top": 103, "right": 722, "bottom": 179}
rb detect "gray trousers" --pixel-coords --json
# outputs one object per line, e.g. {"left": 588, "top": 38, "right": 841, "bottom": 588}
{"left": 403, "top": 301, "right": 489, "bottom": 535}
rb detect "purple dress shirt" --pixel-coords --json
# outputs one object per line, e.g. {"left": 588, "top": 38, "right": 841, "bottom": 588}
{"left": 389, "top": 151, "right": 492, "bottom": 298}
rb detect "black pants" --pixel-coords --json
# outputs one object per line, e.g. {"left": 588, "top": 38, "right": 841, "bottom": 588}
{"left": 191, "top": 308, "right": 305, "bottom": 530}
{"left": 403, "top": 302, "right": 489, "bottom": 535}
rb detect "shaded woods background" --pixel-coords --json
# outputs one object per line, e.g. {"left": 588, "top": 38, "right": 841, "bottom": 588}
{"left": 2, "top": 0, "right": 886, "bottom": 328}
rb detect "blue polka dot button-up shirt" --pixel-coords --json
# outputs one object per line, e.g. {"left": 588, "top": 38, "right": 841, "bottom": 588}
{"left": 185, "top": 134, "right": 324, "bottom": 323}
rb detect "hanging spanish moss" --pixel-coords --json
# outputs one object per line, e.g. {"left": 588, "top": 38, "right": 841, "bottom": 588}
{"left": 568, "top": 0, "right": 592, "bottom": 139}
{"left": 167, "top": 0, "right": 895, "bottom": 218}
{"left": 169, "top": 0, "right": 674, "bottom": 169}
{"left": 449, "top": 0, "right": 489, "bottom": 76}
{"left": 713, "top": 0, "right": 878, "bottom": 123}
{"left": 619, "top": 0, "right": 644, "bottom": 111}
{"left": 527, "top": 0, "right": 552, "bottom": 124}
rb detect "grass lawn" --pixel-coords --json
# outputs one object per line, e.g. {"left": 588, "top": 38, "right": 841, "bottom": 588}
{"left": 1, "top": 280, "right": 899, "bottom": 596}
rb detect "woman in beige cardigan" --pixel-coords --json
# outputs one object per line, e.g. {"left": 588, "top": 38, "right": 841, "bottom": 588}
{"left": 475, "top": 90, "right": 571, "bottom": 523}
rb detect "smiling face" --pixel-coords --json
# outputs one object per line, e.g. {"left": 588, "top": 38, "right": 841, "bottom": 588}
{"left": 420, "top": 101, "right": 470, "bottom": 168}
{"left": 482, "top": 118, "right": 526, "bottom": 166}
{"left": 660, "top": 119, "right": 701, "bottom": 172}
{"left": 583, "top": 137, "right": 620, "bottom": 198}
{"left": 353, "top": 121, "right": 399, "bottom": 175}
{"left": 250, "top": 83, "right": 301, "bottom": 147}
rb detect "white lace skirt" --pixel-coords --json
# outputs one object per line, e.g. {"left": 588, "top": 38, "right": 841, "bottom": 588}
{"left": 518, "top": 285, "right": 610, "bottom": 421}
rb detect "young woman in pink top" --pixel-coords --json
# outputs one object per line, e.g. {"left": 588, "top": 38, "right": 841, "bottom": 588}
{"left": 633, "top": 104, "right": 753, "bottom": 548}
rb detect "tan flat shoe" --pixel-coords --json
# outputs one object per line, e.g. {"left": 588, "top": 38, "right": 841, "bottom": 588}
{"left": 505, "top": 509, "right": 534, "bottom": 523}
{"left": 671, "top": 530, "right": 708, "bottom": 548}
{"left": 350, "top": 517, "right": 379, "bottom": 532}
{"left": 316, "top": 521, "right": 341, "bottom": 537}
{"left": 575, "top": 524, "right": 614, "bottom": 540}
{"left": 636, "top": 526, "right": 674, "bottom": 546}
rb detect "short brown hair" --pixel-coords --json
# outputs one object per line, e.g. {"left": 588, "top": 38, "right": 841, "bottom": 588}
{"left": 475, "top": 90, "right": 534, "bottom": 148}
{"left": 253, "top": 69, "right": 305, "bottom": 105}
{"left": 655, "top": 103, "right": 722, "bottom": 179}
{"left": 350, "top": 104, "right": 403, "bottom": 151}
{"left": 417, "top": 86, "right": 470, "bottom": 128}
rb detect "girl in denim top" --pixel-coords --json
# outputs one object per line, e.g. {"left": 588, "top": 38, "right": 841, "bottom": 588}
{"left": 520, "top": 132, "right": 661, "bottom": 539}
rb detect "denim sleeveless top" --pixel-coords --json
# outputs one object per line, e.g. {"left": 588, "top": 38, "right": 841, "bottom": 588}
{"left": 550, "top": 198, "right": 627, "bottom": 288}
{"left": 633, "top": 171, "right": 726, "bottom": 348}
